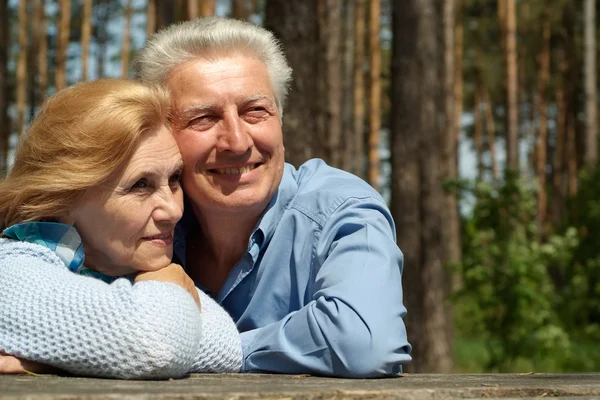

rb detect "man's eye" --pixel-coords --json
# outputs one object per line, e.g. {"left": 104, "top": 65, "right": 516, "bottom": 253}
{"left": 188, "top": 115, "right": 216, "bottom": 128}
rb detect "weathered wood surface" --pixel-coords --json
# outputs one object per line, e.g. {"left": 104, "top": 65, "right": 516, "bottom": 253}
{"left": 1, "top": 373, "right": 599, "bottom": 399}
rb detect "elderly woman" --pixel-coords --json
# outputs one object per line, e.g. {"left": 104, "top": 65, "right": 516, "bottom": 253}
{"left": 0, "top": 79, "right": 242, "bottom": 379}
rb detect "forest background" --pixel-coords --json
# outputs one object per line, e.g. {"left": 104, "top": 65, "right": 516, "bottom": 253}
{"left": 1, "top": 0, "right": 600, "bottom": 373}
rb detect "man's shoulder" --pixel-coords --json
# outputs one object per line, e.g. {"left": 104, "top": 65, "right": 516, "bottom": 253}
{"left": 281, "top": 159, "right": 387, "bottom": 224}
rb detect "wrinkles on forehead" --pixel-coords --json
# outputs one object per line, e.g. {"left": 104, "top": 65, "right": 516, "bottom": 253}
{"left": 174, "top": 94, "right": 276, "bottom": 122}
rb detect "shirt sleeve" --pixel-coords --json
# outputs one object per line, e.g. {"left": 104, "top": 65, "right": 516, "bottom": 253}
{"left": 239, "top": 196, "right": 412, "bottom": 377}
{"left": 0, "top": 244, "right": 203, "bottom": 379}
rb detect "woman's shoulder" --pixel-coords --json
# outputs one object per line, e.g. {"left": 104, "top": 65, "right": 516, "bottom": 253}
{"left": 0, "top": 237, "right": 65, "bottom": 267}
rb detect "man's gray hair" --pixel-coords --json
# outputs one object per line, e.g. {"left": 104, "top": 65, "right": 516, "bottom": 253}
{"left": 133, "top": 17, "right": 293, "bottom": 118}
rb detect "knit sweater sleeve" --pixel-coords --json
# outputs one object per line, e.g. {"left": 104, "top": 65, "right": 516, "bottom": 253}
{"left": 0, "top": 240, "right": 203, "bottom": 379}
{"left": 189, "top": 290, "right": 243, "bottom": 373}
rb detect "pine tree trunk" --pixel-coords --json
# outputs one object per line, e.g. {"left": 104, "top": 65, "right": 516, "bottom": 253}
{"left": 353, "top": 0, "right": 366, "bottom": 179}
{"left": 482, "top": 81, "right": 499, "bottom": 179}
{"left": 37, "top": 0, "right": 47, "bottom": 103}
{"left": 147, "top": 0, "right": 156, "bottom": 36}
{"left": 391, "top": 0, "right": 453, "bottom": 373}
{"left": 535, "top": 7, "right": 551, "bottom": 238}
{"left": 317, "top": 0, "right": 343, "bottom": 169}
{"left": 367, "top": 0, "right": 381, "bottom": 190}
{"left": 0, "top": 0, "right": 10, "bottom": 173}
{"left": 473, "top": 86, "right": 483, "bottom": 179}
{"left": 28, "top": 0, "right": 42, "bottom": 121}
{"left": 188, "top": 0, "right": 199, "bottom": 19}
{"left": 200, "top": 0, "right": 215, "bottom": 16}
{"left": 56, "top": 0, "right": 71, "bottom": 91}
{"left": 232, "top": 0, "right": 246, "bottom": 19}
{"left": 16, "top": 0, "right": 28, "bottom": 136}
{"left": 441, "top": 0, "right": 461, "bottom": 266}
{"left": 81, "top": 0, "right": 93, "bottom": 81}
{"left": 584, "top": 0, "right": 597, "bottom": 166}
{"left": 552, "top": 46, "right": 567, "bottom": 228}
{"left": 504, "top": 0, "right": 518, "bottom": 172}
{"left": 121, "top": 0, "right": 133, "bottom": 79}
{"left": 264, "top": 0, "right": 319, "bottom": 168}
{"left": 567, "top": 113, "right": 577, "bottom": 196}
{"left": 341, "top": 1, "right": 355, "bottom": 172}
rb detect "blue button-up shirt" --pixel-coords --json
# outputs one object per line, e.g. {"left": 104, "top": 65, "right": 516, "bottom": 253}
{"left": 175, "top": 159, "right": 411, "bottom": 377}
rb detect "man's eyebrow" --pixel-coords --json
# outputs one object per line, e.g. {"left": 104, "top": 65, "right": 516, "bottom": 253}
{"left": 180, "top": 104, "right": 215, "bottom": 119}
{"left": 243, "top": 94, "right": 274, "bottom": 104}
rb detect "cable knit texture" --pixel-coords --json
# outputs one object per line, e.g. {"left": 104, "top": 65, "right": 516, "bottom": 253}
{"left": 0, "top": 239, "right": 242, "bottom": 379}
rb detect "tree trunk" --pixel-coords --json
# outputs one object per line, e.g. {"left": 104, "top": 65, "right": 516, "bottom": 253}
{"left": 567, "top": 113, "right": 577, "bottom": 196}
{"left": 81, "top": 0, "right": 93, "bottom": 81}
{"left": 441, "top": 0, "right": 461, "bottom": 266}
{"left": 265, "top": 0, "right": 319, "bottom": 168}
{"left": 367, "top": 0, "right": 381, "bottom": 190}
{"left": 28, "top": 0, "right": 42, "bottom": 121}
{"left": 317, "top": 0, "right": 343, "bottom": 169}
{"left": 232, "top": 0, "right": 247, "bottom": 19}
{"left": 121, "top": 0, "right": 133, "bottom": 79}
{"left": 482, "top": 81, "right": 499, "bottom": 180}
{"left": 552, "top": 46, "right": 567, "bottom": 228}
{"left": 200, "top": 0, "right": 216, "bottom": 16}
{"left": 0, "top": 0, "right": 10, "bottom": 173}
{"left": 188, "top": 0, "right": 199, "bottom": 19}
{"left": 391, "top": 0, "right": 453, "bottom": 373}
{"left": 147, "top": 0, "right": 156, "bottom": 36}
{"left": 584, "top": 0, "right": 597, "bottom": 166}
{"left": 500, "top": 0, "right": 519, "bottom": 172}
{"left": 454, "top": 0, "right": 463, "bottom": 171}
{"left": 16, "top": 0, "right": 28, "bottom": 136}
{"left": 37, "top": 0, "right": 48, "bottom": 104}
{"left": 473, "top": 85, "right": 483, "bottom": 179}
{"left": 352, "top": 0, "right": 366, "bottom": 179}
{"left": 56, "top": 0, "right": 71, "bottom": 91}
{"left": 534, "top": 7, "right": 551, "bottom": 238}
{"left": 341, "top": 1, "right": 355, "bottom": 173}
{"left": 155, "top": 0, "right": 177, "bottom": 31}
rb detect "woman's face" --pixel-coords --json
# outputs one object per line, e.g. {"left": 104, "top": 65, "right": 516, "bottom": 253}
{"left": 68, "top": 125, "right": 184, "bottom": 276}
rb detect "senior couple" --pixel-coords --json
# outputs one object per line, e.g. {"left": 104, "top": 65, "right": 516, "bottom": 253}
{"left": 0, "top": 17, "right": 411, "bottom": 378}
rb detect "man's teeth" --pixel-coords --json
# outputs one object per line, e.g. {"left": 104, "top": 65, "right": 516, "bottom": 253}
{"left": 215, "top": 165, "right": 256, "bottom": 175}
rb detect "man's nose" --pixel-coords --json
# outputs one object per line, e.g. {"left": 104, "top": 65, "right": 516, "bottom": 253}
{"left": 217, "top": 113, "right": 252, "bottom": 154}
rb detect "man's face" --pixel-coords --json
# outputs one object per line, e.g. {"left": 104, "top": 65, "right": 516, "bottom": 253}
{"left": 166, "top": 55, "right": 285, "bottom": 218}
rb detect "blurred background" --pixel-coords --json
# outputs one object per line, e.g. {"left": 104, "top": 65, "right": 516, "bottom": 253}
{"left": 1, "top": 0, "right": 599, "bottom": 373}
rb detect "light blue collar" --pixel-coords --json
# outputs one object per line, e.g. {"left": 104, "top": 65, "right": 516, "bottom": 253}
{"left": 3, "top": 222, "right": 115, "bottom": 283}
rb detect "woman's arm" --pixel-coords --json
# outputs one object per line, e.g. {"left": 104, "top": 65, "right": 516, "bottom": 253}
{"left": 189, "top": 290, "right": 243, "bottom": 373}
{"left": 0, "top": 241, "right": 203, "bottom": 379}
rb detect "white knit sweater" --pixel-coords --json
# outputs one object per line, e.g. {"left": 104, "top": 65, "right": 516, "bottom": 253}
{"left": 0, "top": 239, "right": 242, "bottom": 379}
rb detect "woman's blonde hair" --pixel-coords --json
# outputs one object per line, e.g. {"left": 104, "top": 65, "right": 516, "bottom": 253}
{"left": 0, "top": 78, "right": 171, "bottom": 230}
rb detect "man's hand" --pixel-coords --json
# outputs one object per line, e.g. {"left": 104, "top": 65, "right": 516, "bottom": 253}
{"left": 0, "top": 353, "right": 54, "bottom": 374}
{"left": 134, "top": 263, "right": 201, "bottom": 310}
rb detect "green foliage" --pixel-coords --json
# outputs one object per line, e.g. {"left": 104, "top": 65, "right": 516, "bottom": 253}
{"left": 558, "top": 167, "right": 600, "bottom": 337}
{"left": 452, "top": 174, "right": 574, "bottom": 371}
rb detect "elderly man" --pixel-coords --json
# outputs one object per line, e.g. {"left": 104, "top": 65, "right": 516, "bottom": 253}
{"left": 133, "top": 16, "right": 411, "bottom": 378}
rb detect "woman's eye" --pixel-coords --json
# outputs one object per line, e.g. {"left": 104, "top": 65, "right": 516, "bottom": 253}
{"left": 130, "top": 178, "right": 150, "bottom": 191}
{"left": 169, "top": 173, "right": 181, "bottom": 186}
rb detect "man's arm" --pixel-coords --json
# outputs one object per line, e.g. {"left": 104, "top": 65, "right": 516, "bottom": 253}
{"left": 240, "top": 197, "right": 411, "bottom": 377}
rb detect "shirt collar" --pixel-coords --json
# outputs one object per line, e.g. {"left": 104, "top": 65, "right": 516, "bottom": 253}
{"left": 252, "top": 163, "right": 298, "bottom": 249}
